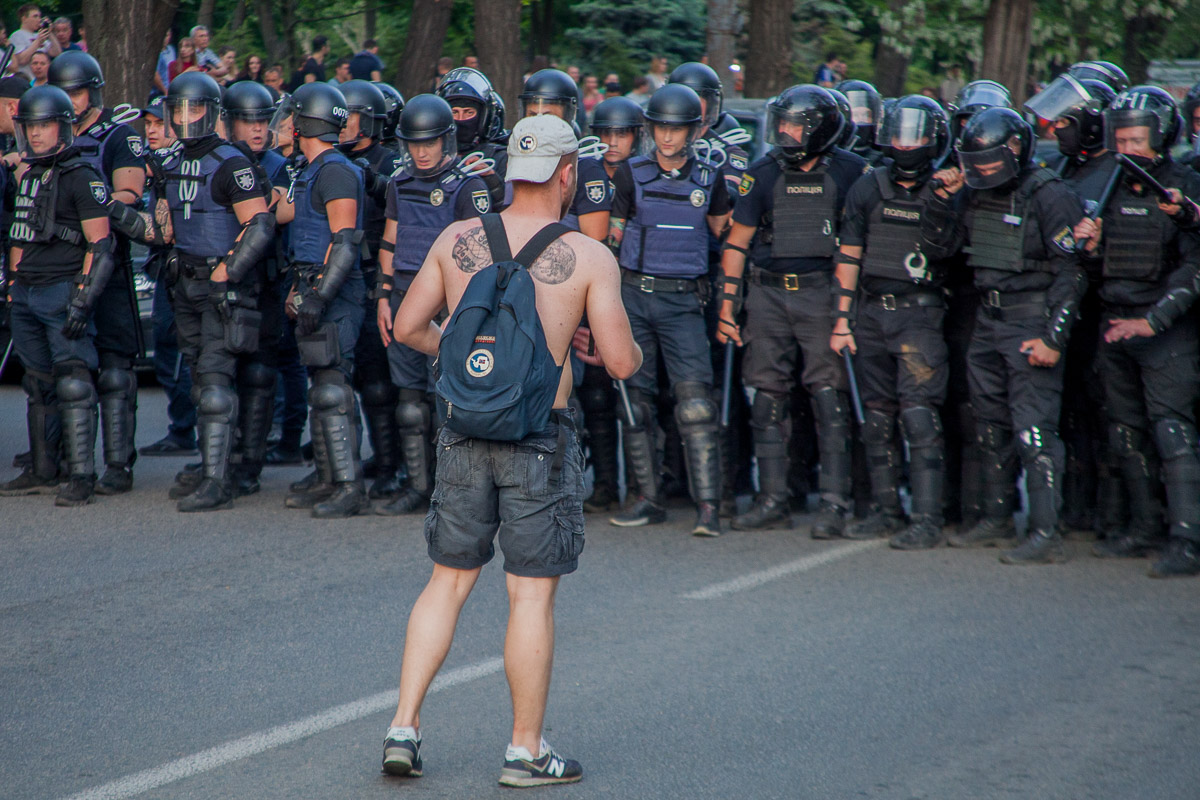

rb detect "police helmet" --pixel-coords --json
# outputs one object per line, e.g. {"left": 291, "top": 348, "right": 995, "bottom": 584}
{"left": 373, "top": 81, "right": 406, "bottom": 141}
{"left": 48, "top": 50, "right": 105, "bottom": 112}
{"left": 520, "top": 69, "right": 578, "bottom": 122}
{"left": 644, "top": 83, "right": 704, "bottom": 155}
{"left": 877, "top": 94, "right": 950, "bottom": 180}
{"left": 591, "top": 96, "right": 645, "bottom": 163}
{"left": 957, "top": 107, "right": 1033, "bottom": 190}
{"left": 289, "top": 82, "right": 350, "bottom": 143}
{"left": 827, "top": 88, "right": 858, "bottom": 149}
{"left": 668, "top": 61, "right": 722, "bottom": 128}
{"left": 14, "top": 85, "right": 77, "bottom": 164}
{"left": 949, "top": 80, "right": 1013, "bottom": 142}
{"left": 397, "top": 94, "right": 457, "bottom": 177}
{"left": 437, "top": 67, "right": 497, "bottom": 149}
{"left": 835, "top": 79, "right": 884, "bottom": 150}
{"left": 223, "top": 80, "right": 276, "bottom": 121}
{"left": 1181, "top": 81, "right": 1200, "bottom": 143}
{"left": 766, "top": 84, "right": 844, "bottom": 159}
{"left": 1024, "top": 73, "right": 1115, "bottom": 157}
{"left": 1067, "top": 61, "right": 1129, "bottom": 93}
{"left": 165, "top": 71, "right": 223, "bottom": 142}
{"left": 338, "top": 79, "right": 388, "bottom": 143}
{"left": 1104, "top": 85, "right": 1182, "bottom": 156}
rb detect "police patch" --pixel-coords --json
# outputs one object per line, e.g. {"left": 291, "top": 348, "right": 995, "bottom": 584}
{"left": 467, "top": 348, "right": 494, "bottom": 377}
{"left": 729, "top": 154, "right": 748, "bottom": 171}
{"left": 585, "top": 180, "right": 606, "bottom": 204}
{"left": 89, "top": 181, "right": 108, "bottom": 204}
{"left": 127, "top": 136, "right": 144, "bottom": 157}
{"left": 690, "top": 189, "right": 707, "bottom": 208}
{"left": 430, "top": 188, "right": 445, "bottom": 207}
{"left": 1052, "top": 225, "right": 1076, "bottom": 253}
{"left": 233, "top": 167, "right": 256, "bottom": 192}
{"left": 738, "top": 174, "right": 755, "bottom": 196}
{"left": 472, "top": 189, "right": 491, "bottom": 214}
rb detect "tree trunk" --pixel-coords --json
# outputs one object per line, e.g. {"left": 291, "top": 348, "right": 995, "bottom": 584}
{"left": 197, "top": 0, "right": 215, "bottom": 31}
{"left": 474, "top": 0, "right": 521, "bottom": 128}
{"left": 980, "top": 0, "right": 1034, "bottom": 103}
{"left": 745, "top": 0, "right": 791, "bottom": 97}
{"left": 256, "top": 0, "right": 284, "bottom": 66}
{"left": 81, "top": 0, "right": 177, "bottom": 112}
{"left": 707, "top": 0, "right": 738, "bottom": 92}
{"left": 1122, "top": 14, "right": 1164, "bottom": 85}
{"left": 365, "top": 0, "right": 377, "bottom": 41}
{"left": 231, "top": 0, "right": 247, "bottom": 32}
{"left": 531, "top": 0, "right": 554, "bottom": 63}
{"left": 282, "top": 0, "right": 298, "bottom": 71}
{"left": 396, "top": 0, "right": 454, "bottom": 98}
{"left": 872, "top": 0, "right": 909, "bottom": 96}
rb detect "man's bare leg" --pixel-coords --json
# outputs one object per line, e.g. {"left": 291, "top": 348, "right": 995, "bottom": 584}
{"left": 504, "top": 573, "right": 560, "bottom": 753}
{"left": 390, "top": 563, "right": 482, "bottom": 729}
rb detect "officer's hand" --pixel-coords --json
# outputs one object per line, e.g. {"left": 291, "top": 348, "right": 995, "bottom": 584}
{"left": 1020, "top": 338, "right": 1061, "bottom": 367}
{"left": 831, "top": 331, "right": 856, "bottom": 356}
{"left": 377, "top": 298, "right": 393, "bottom": 348}
{"left": 572, "top": 325, "right": 605, "bottom": 367}
{"left": 284, "top": 287, "right": 298, "bottom": 320}
{"left": 1073, "top": 217, "right": 1102, "bottom": 253}
{"left": 208, "top": 279, "right": 233, "bottom": 320}
{"left": 2, "top": 152, "right": 20, "bottom": 169}
{"left": 61, "top": 302, "right": 89, "bottom": 340}
{"left": 716, "top": 300, "right": 742, "bottom": 347}
{"left": 460, "top": 152, "right": 494, "bottom": 177}
{"left": 295, "top": 290, "right": 325, "bottom": 336}
{"left": 933, "top": 167, "right": 964, "bottom": 198}
{"left": 1104, "top": 318, "right": 1156, "bottom": 343}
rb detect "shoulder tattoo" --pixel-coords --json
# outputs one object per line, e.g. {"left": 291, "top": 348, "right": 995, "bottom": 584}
{"left": 451, "top": 225, "right": 491, "bottom": 274}
{"left": 530, "top": 238, "right": 576, "bottom": 285}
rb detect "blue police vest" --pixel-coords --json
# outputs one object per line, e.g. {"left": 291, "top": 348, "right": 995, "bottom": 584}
{"left": 390, "top": 166, "right": 469, "bottom": 274}
{"left": 618, "top": 155, "right": 714, "bottom": 278}
{"left": 75, "top": 117, "right": 140, "bottom": 187}
{"left": 288, "top": 148, "right": 364, "bottom": 266}
{"left": 258, "top": 148, "right": 288, "bottom": 188}
{"left": 165, "top": 142, "right": 246, "bottom": 259}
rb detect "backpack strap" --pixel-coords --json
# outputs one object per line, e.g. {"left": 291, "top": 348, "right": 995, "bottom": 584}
{"left": 513, "top": 222, "right": 572, "bottom": 269}
{"left": 481, "top": 213, "right": 572, "bottom": 269}
{"left": 481, "top": 213, "right": 512, "bottom": 262}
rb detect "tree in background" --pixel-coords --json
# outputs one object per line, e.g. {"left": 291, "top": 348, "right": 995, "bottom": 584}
{"left": 83, "top": 0, "right": 177, "bottom": 110}
{"left": 474, "top": 0, "right": 521, "bottom": 125}
{"left": 566, "top": 0, "right": 707, "bottom": 87}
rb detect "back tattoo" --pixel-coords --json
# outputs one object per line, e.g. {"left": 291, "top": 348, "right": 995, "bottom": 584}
{"left": 451, "top": 225, "right": 577, "bottom": 285}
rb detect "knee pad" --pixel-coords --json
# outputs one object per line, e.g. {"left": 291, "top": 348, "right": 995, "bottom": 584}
{"left": 396, "top": 388, "right": 430, "bottom": 431}
{"left": 861, "top": 409, "right": 895, "bottom": 447}
{"left": 22, "top": 372, "right": 54, "bottom": 404}
{"left": 1154, "top": 419, "right": 1199, "bottom": 461}
{"left": 55, "top": 366, "right": 96, "bottom": 405}
{"left": 811, "top": 386, "right": 849, "bottom": 429}
{"left": 750, "top": 391, "right": 789, "bottom": 430}
{"left": 899, "top": 406, "right": 943, "bottom": 449}
{"left": 198, "top": 383, "right": 238, "bottom": 419}
{"left": 361, "top": 380, "right": 398, "bottom": 408}
{"left": 239, "top": 361, "right": 277, "bottom": 391}
{"left": 97, "top": 367, "right": 137, "bottom": 398}
{"left": 1016, "top": 426, "right": 1054, "bottom": 464}
{"left": 674, "top": 381, "right": 717, "bottom": 427}
{"left": 1108, "top": 423, "right": 1146, "bottom": 458}
{"left": 977, "top": 421, "right": 1011, "bottom": 452}
{"left": 311, "top": 382, "right": 354, "bottom": 415}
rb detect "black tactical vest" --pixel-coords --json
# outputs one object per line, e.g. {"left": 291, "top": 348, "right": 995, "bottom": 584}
{"left": 1103, "top": 192, "right": 1165, "bottom": 282}
{"left": 768, "top": 157, "right": 837, "bottom": 259}
{"left": 861, "top": 168, "right": 934, "bottom": 285}
{"left": 9, "top": 158, "right": 92, "bottom": 247}
{"left": 963, "top": 168, "right": 1056, "bottom": 273}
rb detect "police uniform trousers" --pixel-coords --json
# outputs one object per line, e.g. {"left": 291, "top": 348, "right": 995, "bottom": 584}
{"left": 90, "top": 236, "right": 141, "bottom": 475}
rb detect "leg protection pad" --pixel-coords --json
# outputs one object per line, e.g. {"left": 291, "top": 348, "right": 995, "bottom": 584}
{"left": 97, "top": 366, "right": 138, "bottom": 467}
{"left": 362, "top": 379, "right": 399, "bottom": 410}
{"left": 811, "top": 386, "right": 852, "bottom": 506}
{"left": 239, "top": 360, "right": 277, "bottom": 391}
{"left": 899, "top": 406, "right": 943, "bottom": 449}
{"left": 1153, "top": 419, "right": 1199, "bottom": 462}
{"left": 673, "top": 381, "right": 717, "bottom": 427}
{"left": 1016, "top": 425, "right": 1064, "bottom": 533}
{"left": 55, "top": 362, "right": 98, "bottom": 478}
{"left": 396, "top": 388, "right": 431, "bottom": 432}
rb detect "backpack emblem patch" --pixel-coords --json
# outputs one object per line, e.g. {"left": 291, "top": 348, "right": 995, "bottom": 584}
{"left": 467, "top": 348, "right": 494, "bottom": 377}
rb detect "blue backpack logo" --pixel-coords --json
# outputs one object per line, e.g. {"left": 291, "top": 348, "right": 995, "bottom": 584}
{"left": 435, "top": 214, "right": 570, "bottom": 441}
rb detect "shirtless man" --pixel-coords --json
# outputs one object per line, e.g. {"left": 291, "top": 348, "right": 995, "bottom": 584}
{"left": 381, "top": 115, "right": 642, "bottom": 787}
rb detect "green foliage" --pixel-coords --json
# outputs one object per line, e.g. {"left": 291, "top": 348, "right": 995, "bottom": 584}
{"left": 565, "top": 0, "right": 707, "bottom": 85}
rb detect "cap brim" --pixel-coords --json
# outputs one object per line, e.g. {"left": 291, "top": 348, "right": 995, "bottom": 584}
{"left": 505, "top": 154, "right": 560, "bottom": 183}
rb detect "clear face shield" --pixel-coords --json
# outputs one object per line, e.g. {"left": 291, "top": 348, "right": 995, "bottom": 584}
{"left": 879, "top": 106, "right": 945, "bottom": 172}
{"left": 1104, "top": 108, "right": 1160, "bottom": 156}
{"left": 166, "top": 97, "right": 218, "bottom": 141}
{"left": 520, "top": 96, "right": 576, "bottom": 122}
{"left": 648, "top": 121, "right": 699, "bottom": 159}
{"left": 766, "top": 105, "right": 824, "bottom": 152}
{"left": 268, "top": 97, "right": 296, "bottom": 149}
{"left": 595, "top": 126, "right": 643, "bottom": 164}
{"left": 401, "top": 130, "right": 457, "bottom": 177}
{"left": 958, "top": 143, "right": 1020, "bottom": 190}
{"left": 15, "top": 117, "right": 74, "bottom": 160}
{"left": 697, "top": 90, "right": 720, "bottom": 129}
{"left": 1024, "top": 73, "right": 1095, "bottom": 124}
{"left": 845, "top": 90, "right": 880, "bottom": 126}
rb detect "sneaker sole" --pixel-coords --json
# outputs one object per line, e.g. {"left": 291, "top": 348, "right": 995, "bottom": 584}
{"left": 55, "top": 494, "right": 95, "bottom": 507}
{"left": 608, "top": 516, "right": 665, "bottom": 527}
{"left": 382, "top": 758, "right": 423, "bottom": 777}
{"left": 998, "top": 551, "right": 1068, "bottom": 565}
{"left": 498, "top": 770, "right": 582, "bottom": 787}
{"left": 947, "top": 536, "right": 1015, "bottom": 549}
{"left": 691, "top": 526, "right": 721, "bottom": 537}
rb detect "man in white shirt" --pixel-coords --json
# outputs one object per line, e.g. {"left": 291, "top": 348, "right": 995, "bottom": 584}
{"left": 10, "top": 5, "right": 61, "bottom": 79}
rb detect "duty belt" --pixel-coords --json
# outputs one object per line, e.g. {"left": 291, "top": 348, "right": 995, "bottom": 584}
{"left": 749, "top": 268, "right": 828, "bottom": 291}
{"left": 620, "top": 269, "right": 703, "bottom": 294}
{"left": 865, "top": 290, "right": 945, "bottom": 311}
{"left": 979, "top": 288, "right": 1048, "bottom": 321}
{"left": 177, "top": 253, "right": 222, "bottom": 280}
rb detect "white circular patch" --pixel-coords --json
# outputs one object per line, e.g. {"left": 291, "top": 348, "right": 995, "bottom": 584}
{"left": 467, "top": 349, "right": 494, "bottom": 378}
{"left": 690, "top": 189, "right": 706, "bottom": 207}
{"left": 430, "top": 188, "right": 445, "bottom": 207}
{"left": 518, "top": 134, "right": 538, "bottom": 152}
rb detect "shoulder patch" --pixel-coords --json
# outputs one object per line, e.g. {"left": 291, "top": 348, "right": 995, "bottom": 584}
{"left": 89, "top": 181, "right": 108, "bottom": 204}
{"left": 738, "top": 174, "right": 756, "bottom": 196}
{"left": 1052, "top": 225, "right": 1076, "bottom": 253}
{"left": 233, "top": 167, "right": 257, "bottom": 192}
{"left": 127, "top": 136, "right": 145, "bottom": 157}
{"left": 729, "top": 153, "right": 748, "bottom": 172}
{"left": 471, "top": 189, "right": 491, "bottom": 214}
{"left": 585, "top": 180, "right": 606, "bottom": 204}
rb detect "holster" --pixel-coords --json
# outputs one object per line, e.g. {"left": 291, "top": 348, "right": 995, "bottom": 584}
{"left": 297, "top": 322, "right": 340, "bottom": 368}
{"left": 224, "top": 305, "right": 262, "bottom": 355}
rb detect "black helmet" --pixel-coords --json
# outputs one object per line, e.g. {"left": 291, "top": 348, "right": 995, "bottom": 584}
{"left": 519, "top": 69, "right": 578, "bottom": 122}
{"left": 1104, "top": 85, "right": 1182, "bottom": 156}
{"left": 14, "top": 85, "right": 77, "bottom": 164}
{"left": 591, "top": 96, "right": 645, "bottom": 163}
{"left": 835, "top": 79, "right": 884, "bottom": 149}
{"left": 957, "top": 107, "right": 1033, "bottom": 190}
{"left": 644, "top": 83, "right": 703, "bottom": 155}
{"left": 766, "top": 84, "right": 844, "bottom": 160}
{"left": 1067, "top": 61, "right": 1129, "bottom": 93}
{"left": 486, "top": 91, "right": 508, "bottom": 141}
{"left": 373, "top": 81, "right": 406, "bottom": 141}
{"left": 289, "top": 82, "right": 350, "bottom": 143}
{"left": 222, "top": 80, "right": 276, "bottom": 121}
{"left": 437, "top": 67, "right": 498, "bottom": 149}
{"left": 1181, "top": 81, "right": 1200, "bottom": 144}
{"left": 1024, "top": 73, "right": 1115, "bottom": 157}
{"left": 827, "top": 88, "right": 858, "bottom": 149}
{"left": 338, "top": 79, "right": 387, "bottom": 143}
{"left": 165, "top": 71, "right": 223, "bottom": 141}
{"left": 949, "top": 80, "right": 1012, "bottom": 141}
{"left": 877, "top": 94, "right": 950, "bottom": 180}
{"left": 397, "top": 93, "right": 457, "bottom": 177}
{"left": 47, "top": 50, "right": 104, "bottom": 111}
{"left": 668, "top": 61, "right": 722, "bottom": 128}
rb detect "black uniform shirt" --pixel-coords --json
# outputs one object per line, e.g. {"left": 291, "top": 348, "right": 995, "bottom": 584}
{"left": 610, "top": 155, "right": 733, "bottom": 220}
{"left": 841, "top": 169, "right": 942, "bottom": 296}
{"left": 12, "top": 158, "right": 109, "bottom": 286}
{"left": 571, "top": 155, "right": 615, "bottom": 218}
{"left": 733, "top": 146, "right": 867, "bottom": 275}
{"left": 82, "top": 112, "right": 145, "bottom": 181}
{"left": 309, "top": 157, "right": 359, "bottom": 213}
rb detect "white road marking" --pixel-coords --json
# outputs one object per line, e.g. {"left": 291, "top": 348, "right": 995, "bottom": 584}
{"left": 57, "top": 657, "right": 505, "bottom": 800}
{"left": 682, "top": 540, "right": 883, "bottom": 600}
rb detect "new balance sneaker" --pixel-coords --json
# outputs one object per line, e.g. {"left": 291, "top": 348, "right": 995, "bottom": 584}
{"left": 499, "top": 739, "right": 582, "bottom": 787}
{"left": 382, "top": 727, "right": 423, "bottom": 777}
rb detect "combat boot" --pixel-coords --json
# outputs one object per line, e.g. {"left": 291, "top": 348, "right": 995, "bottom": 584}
{"left": 178, "top": 477, "right": 234, "bottom": 512}
{"left": 889, "top": 515, "right": 946, "bottom": 550}
{"left": 948, "top": 517, "right": 1016, "bottom": 548}
{"left": 1148, "top": 537, "right": 1200, "bottom": 578}
{"left": 1000, "top": 529, "right": 1067, "bottom": 565}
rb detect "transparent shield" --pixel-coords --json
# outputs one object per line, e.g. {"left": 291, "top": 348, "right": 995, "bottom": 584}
{"left": 1104, "top": 107, "right": 1162, "bottom": 152}
{"left": 166, "top": 98, "right": 218, "bottom": 140}
{"left": 766, "top": 105, "right": 815, "bottom": 149}
{"left": 877, "top": 106, "right": 935, "bottom": 148}
{"left": 401, "top": 130, "right": 457, "bottom": 177}
{"left": 15, "top": 118, "right": 73, "bottom": 159}
{"left": 269, "top": 97, "right": 297, "bottom": 149}
{"left": 845, "top": 90, "right": 879, "bottom": 124}
{"left": 959, "top": 145, "right": 1019, "bottom": 190}
{"left": 1024, "top": 74, "right": 1092, "bottom": 122}
{"left": 520, "top": 97, "right": 576, "bottom": 123}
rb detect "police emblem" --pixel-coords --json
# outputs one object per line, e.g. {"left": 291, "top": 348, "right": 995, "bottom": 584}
{"left": 585, "top": 180, "right": 606, "bottom": 204}
{"left": 517, "top": 134, "right": 538, "bottom": 152}
{"left": 89, "top": 181, "right": 108, "bottom": 204}
{"left": 233, "top": 167, "right": 256, "bottom": 192}
{"left": 127, "top": 136, "right": 145, "bottom": 157}
{"left": 430, "top": 188, "right": 445, "bottom": 206}
{"left": 1052, "top": 226, "right": 1076, "bottom": 253}
{"left": 738, "top": 174, "right": 755, "bottom": 196}
{"left": 690, "top": 189, "right": 706, "bottom": 207}
{"left": 472, "top": 189, "right": 490, "bottom": 214}
{"left": 467, "top": 348, "right": 494, "bottom": 377}
{"left": 730, "top": 154, "right": 748, "bottom": 171}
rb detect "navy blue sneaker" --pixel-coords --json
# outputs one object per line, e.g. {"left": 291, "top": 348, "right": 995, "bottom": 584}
{"left": 499, "top": 739, "right": 582, "bottom": 787}
{"left": 382, "top": 727, "right": 423, "bottom": 777}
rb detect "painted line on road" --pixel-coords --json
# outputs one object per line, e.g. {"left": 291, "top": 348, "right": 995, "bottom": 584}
{"left": 57, "top": 656, "right": 505, "bottom": 800}
{"left": 682, "top": 540, "right": 883, "bottom": 600}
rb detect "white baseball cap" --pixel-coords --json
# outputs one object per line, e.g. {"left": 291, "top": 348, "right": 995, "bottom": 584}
{"left": 506, "top": 115, "right": 579, "bottom": 183}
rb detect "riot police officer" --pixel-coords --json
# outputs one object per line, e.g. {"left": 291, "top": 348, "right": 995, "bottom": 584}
{"left": 609, "top": 83, "right": 733, "bottom": 535}
{"left": 921, "top": 107, "right": 1086, "bottom": 564}
{"left": 277, "top": 82, "right": 369, "bottom": 518}
{"left": 373, "top": 81, "right": 405, "bottom": 149}
{"left": 1066, "top": 61, "right": 1129, "bottom": 93}
{"left": 1073, "top": 86, "right": 1200, "bottom": 577}
{"left": 835, "top": 79, "right": 886, "bottom": 166}
{"left": 373, "top": 94, "right": 491, "bottom": 515}
{"left": 669, "top": 62, "right": 751, "bottom": 186}
{"left": 717, "top": 85, "right": 868, "bottom": 535}
{"left": 830, "top": 95, "right": 952, "bottom": 549}
{"left": 436, "top": 67, "right": 509, "bottom": 207}
{"left": 949, "top": 80, "right": 1012, "bottom": 143}
{"left": 49, "top": 51, "right": 145, "bottom": 495}
{"left": 0, "top": 86, "right": 114, "bottom": 505}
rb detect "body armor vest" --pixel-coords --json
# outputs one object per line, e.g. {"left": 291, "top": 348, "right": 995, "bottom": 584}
{"left": 75, "top": 117, "right": 138, "bottom": 187}
{"left": 861, "top": 169, "right": 935, "bottom": 285}
{"left": 166, "top": 142, "right": 246, "bottom": 260}
{"left": 768, "top": 157, "right": 837, "bottom": 259}
{"left": 618, "top": 155, "right": 714, "bottom": 278}
{"left": 10, "top": 157, "right": 92, "bottom": 248}
{"left": 963, "top": 168, "right": 1055, "bottom": 274}
{"left": 391, "top": 166, "right": 468, "bottom": 275}
{"left": 288, "top": 148, "right": 364, "bottom": 266}
{"left": 1103, "top": 191, "right": 1166, "bottom": 282}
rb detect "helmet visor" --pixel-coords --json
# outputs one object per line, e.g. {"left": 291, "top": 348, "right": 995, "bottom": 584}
{"left": 959, "top": 144, "right": 1019, "bottom": 190}
{"left": 1104, "top": 107, "right": 1164, "bottom": 152}
{"left": 520, "top": 96, "right": 576, "bottom": 122}
{"left": 845, "top": 90, "right": 880, "bottom": 125}
{"left": 877, "top": 106, "right": 938, "bottom": 148}
{"left": 1024, "top": 74, "right": 1094, "bottom": 122}
{"left": 696, "top": 89, "right": 720, "bottom": 129}
{"left": 647, "top": 120, "right": 699, "bottom": 158}
{"left": 268, "top": 97, "right": 296, "bottom": 147}
{"left": 766, "top": 104, "right": 831, "bottom": 149}
{"left": 597, "top": 126, "right": 644, "bottom": 163}
{"left": 441, "top": 70, "right": 492, "bottom": 103}
{"left": 166, "top": 97, "right": 218, "bottom": 140}
{"left": 401, "top": 130, "right": 457, "bottom": 177}
{"left": 16, "top": 118, "right": 74, "bottom": 159}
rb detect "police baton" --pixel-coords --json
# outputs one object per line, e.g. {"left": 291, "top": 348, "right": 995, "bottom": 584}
{"left": 1074, "top": 163, "right": 1123, "bottom": 254}
{"left": 720, "top": 339, "right": 735, "bottom": 428}
{"left": 614, "top": 379, "right": 637, "bottom": 428}
{"left": 841, "top": 346, "right": 865, "bottom": 425}
{"left": 0, "top": 337, "right": 13, "bottom": 383}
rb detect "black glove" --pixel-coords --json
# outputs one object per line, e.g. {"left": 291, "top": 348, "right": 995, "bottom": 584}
{"left": 209, "top": 279, "right": 234, "bottom": 320}
{"left": 354, "top": 157, "right": 389, "bottom": 201}
{"left": 62, "top": 293, "right": 90, "bottom": 339}
{"left": 295, "top": 288, "right": 326, "bottom": 336}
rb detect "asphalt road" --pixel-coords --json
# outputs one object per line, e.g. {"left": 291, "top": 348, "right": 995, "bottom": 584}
{"left": 2, "top": 384, "right": 1199, "bottom": 800}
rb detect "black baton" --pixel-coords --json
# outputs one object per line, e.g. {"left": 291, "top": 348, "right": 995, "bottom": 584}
{"left": 720, "top": 339, "right": 735, "bottom": 428}
{"left": 841, "top": 346, "right": 865, "bottom": 425}
{"left": 614, "top": 379, "right": 637, "bottom": 428}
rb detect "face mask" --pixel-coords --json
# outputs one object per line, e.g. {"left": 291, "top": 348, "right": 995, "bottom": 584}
{"left": 455, "top": 114, "right": 482, "bottom": 149}
{"left": 1055, "top": 123, "right": 1083, "bottom": 157}
{"left": 890, "top": 147, "right": 930, "bottom": 172}
{"left": 1124, "top": 153, "right": 1156, "bottom": 170}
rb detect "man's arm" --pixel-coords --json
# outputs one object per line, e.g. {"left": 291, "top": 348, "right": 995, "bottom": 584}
{"left": 577, "top": 210, "right": 609, "bottom": 241}
{"left": 110, "top": 166, "right": 145, "bottom": 207}
{"left": 579, "top": 237, "right": 641, "bottom": 379}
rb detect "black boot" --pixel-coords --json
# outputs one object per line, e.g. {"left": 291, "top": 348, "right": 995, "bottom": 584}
{"left": 311, "top": 375, "right": 368, "bottom": 518}
{"left": 362, "top": 381, "right": 402, "bottom": 499}
{"left": 55, "top": 366, "right": 98, "bottom": 507}
{"left": 1000, "top": 528, "right": 1067, "bottom": 564}
{"left": 888, "top": 406, "right": 946, "bottom": 549}
{"left": 810, "top": 387, "right": 853, "bottom": 539}
{"left": 1154, "top": 419, "right": 1200, "bottom": 562}
{"left": 231, "top": 363, "right": 276, "bottom": 498}
{"left": 733, "top": 392, "right": 793, "bottom": 531}
{"left": 178, "top": 382, "right": 237, "bottom": 512}
{"left": 95, "top": 367, "right": 137, "bottom": 495}
{"left": 611, "top": 396, "right": 666, "bottom": 527}
{"left": 0, "top": 374, "right": 61, "bottom": 495}
{"left": 286, "top": 417, "right": 334, "bottom": 508}
{"left": 1148, "top": 536, "right": 1200, "bottom": 578}
{"left": 580, "top": 367, "right": 620, "bottom": 512}
{"left": 377, "top": 390, "right": 432, "bottom": 516}
{"left": 846, "top": 409, "right": 904, "bottom": 540}
{"left": 675, "top": 382, "right": 722, "bottom": 536}
{"left": 950, "top": 421, "right": 1016, "bottom": 546}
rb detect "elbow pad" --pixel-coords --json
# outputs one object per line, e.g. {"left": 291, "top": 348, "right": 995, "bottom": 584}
{"left": 72, "top": 238, "right": 117, "bottom": 312}
{"left": 1147, "top": 287, "right": 1197, "bottom": 334}
{"left": 223, "top": 212, "right": 276, "bottom": 284}
{"left": 314, "top": 228, "right": 363, "bottom": 302}
{"left": 1044, "top": 272, "right": 1086, "bottom": 351}
{"left": 108, "top": 200, "right": 148, "bottom": 242}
